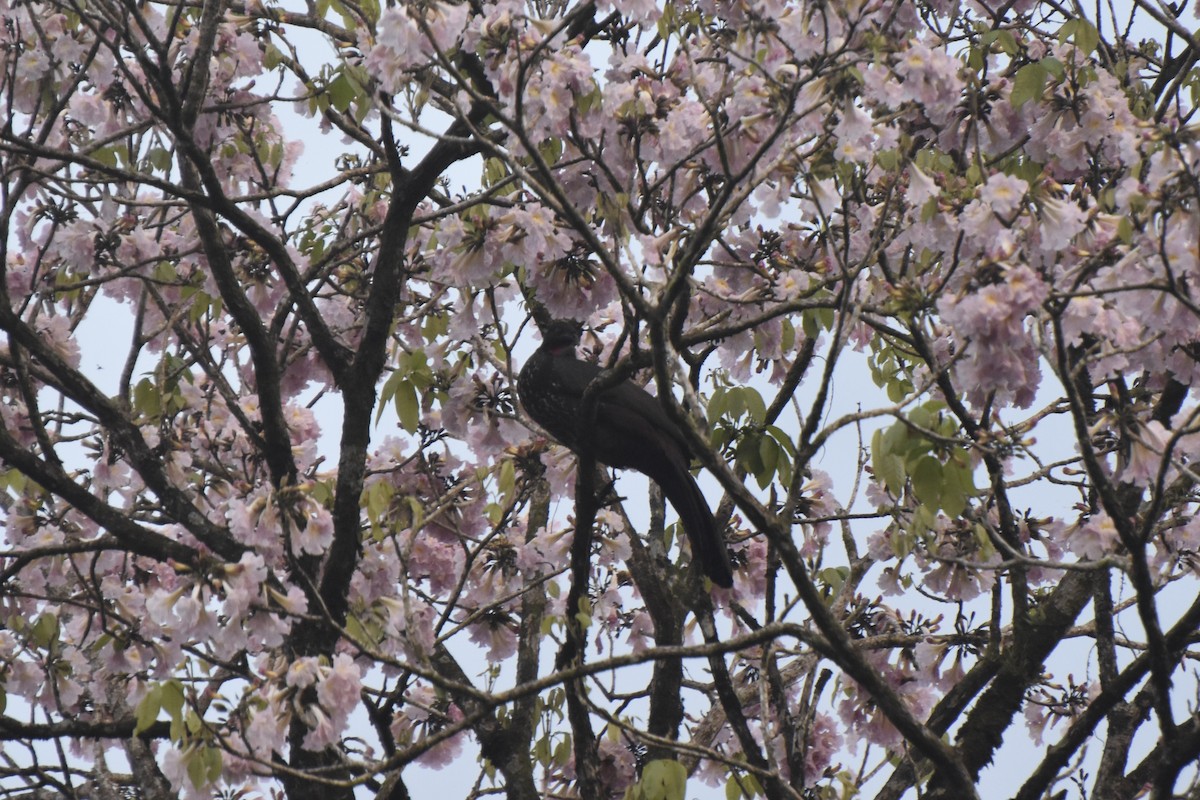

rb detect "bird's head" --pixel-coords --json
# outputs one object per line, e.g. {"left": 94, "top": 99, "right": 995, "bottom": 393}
{"left": 541, "top": 319, "right": 582, "bottom": 356}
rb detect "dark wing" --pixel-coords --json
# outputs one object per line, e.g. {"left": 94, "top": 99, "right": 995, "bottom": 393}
{"left": 592, "top": 401, "right": 734, "bottom": 587}
{"left": 547, "top": 356, "right": 694, "bottom": 458}
{"left": 522, "top": 348, "right": 734, "bottom": 586}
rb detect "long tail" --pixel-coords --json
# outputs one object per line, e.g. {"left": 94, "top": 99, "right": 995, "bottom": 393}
{"left": 655, "top": 460, "right": 735, "bottom": 587}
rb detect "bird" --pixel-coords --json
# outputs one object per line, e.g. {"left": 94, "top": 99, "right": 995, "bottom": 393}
{"left": 518, "top": 320, "right": 735, "bottom": 588}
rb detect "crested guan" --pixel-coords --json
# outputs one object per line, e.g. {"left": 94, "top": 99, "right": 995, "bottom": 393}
{"left": 518, "top": 320, "right": 735, "bottom": 588}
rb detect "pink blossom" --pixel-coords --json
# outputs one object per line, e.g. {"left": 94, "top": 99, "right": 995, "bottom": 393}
{"left": 1152, "top": 514, "right": 1200, "bottom": 573}
{"left": 891, "top": 38, "right": 965, "bottom": 125}
{"left": 364, "top": 7, "right": 431, "bottom": 91}
{"left": 1118, "top": 420, "right": 1172, "bottom": 487}
{"left": 525, "top": 250, "right": 618, "bottom": 320}
{"left": 601, "top": 0, "right": 657, "bottom": 23}
{"left": 924, "top": 560, "right": 995, "bottom": 601}
{"left": 980, "top": 173, "right": 1028, "bottom": 217}
{"left": 1024, "top": 697, "right": 1052, "bottom": 745}
{"left": 316, "top": 653, "right": 362, "bottom": 721}
{"left": 838, "top": 667, "right": 937, "bottom": 753}
{"left": 381, "top": 595, "right": 437, "bottom": 662}
{"left": 937, "top": 264, "right": 1048, "bottom": 408}
{"left": 833, "top": 103, "right": 876, "bottom": 163}
{"left": 1066, "top": 514, "right": 1120, "bottom": 560}
{"left": 467, "top": 613, "right": 518, "bottom": 661}
{"left": 517, "top": 523, "right": 573, "bottom": 575}
{"left": 52, "top": 220, "right": 98, "bottom": 272}
{"left": 34, "top": 315, "right": 81, "bottom": 369}
{"left": 393, "top": 685, "right": 467, "bottom": 768}
{"left": 243, "top": 701, "right": 288, "bottom": 759}
{"left": 804, "top": 713, "right": 843, "bottom": 782}
{"left": 1036, "top": 195, "right": 1088, "bottom": 251}
{"left": 292, "top": 499, "right": 334, "bottom": 555}
{"left": 906, "top": 164, "right": 940, "bottom": 207}
{"left": 286, "top": 657, "right": 321, "bottom": 690}
{"left": 300, "top": 704, "right": 339, "bottom": 751}
{"left": 402, "top": 526, "right": 465, "bottom": 595}
{"left": 776, "top": 6, "right": 843, "bottom": 58}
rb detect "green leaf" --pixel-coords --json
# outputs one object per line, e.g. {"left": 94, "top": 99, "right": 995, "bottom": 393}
{"left": 706, "top": 386, "right": 727, "bottom": 427}
{"left": 204, "top": 746, "right": 223, "bottom": 782}
{"left": 1077, "top": 27, "right": 1099, "bottom": 56}
{"left": 186, "top": 747, "right": 207, "bottom": 789}
{"left": 377, "top": 370, "right": 404, "bottom": 424}
{"left": 133, "top": 378, "right": 162, "bottom": 418}
{"left": 160, "top": 679, "right": 185, "bottom": 720}
{"left": 30, "top": 613, "right": 59, "bottom": 649}
{"left": 912, "top": 503, "right": 937, "bottom": 536}
{"left": 397, "top": 349, "right": 433, "bottom": 389}
{"left": 742, "top": 388, "right": 766, "bottom": 425}
{"left": 497, "top": 458, "right": 516, "bottom": 500}
{"left": 879, "top": 420, "right": 911, "bottom": 458}
{"left": 639, "top": 759, "right": 687, "bottom": 800}
{"left": 1011, "top": 62, "right": 1048, "bottom": 109}
{"left": 365, "top": 481, "right": 393, "bottom": 525}
{"left": 966, "top": 44, "right": 985, "bottom": 72}
{"left": 818, "top": 566, "right": 848, "bottom": 597}
{"left": 891, "top": 528, "right": 916, "bottom": 559}
{"left": 573, "top": 597, "right": 592, "bottom": 629}
{"left": 764, "top": 425, "right": 796, "bottom": 455}
{"left": 724, "top": 388, "right": 745, "bottom": 421}
{"left": 941, "top": 457, "right": 977, "bottom": 518}
{"left": 1059, "top": 18, "right": 1099, "bottom": 56}
{"left": 483, "top": 157, "right": 510, "bottom": 188}
{"left": 910, "top": 455, "right": 944, "bottom": 509}
{"left": 908, "top": 402, "right": 940, "bottom": 432}
{"left": 780, "top": 319, "right": 796, "bottom": 352}
{"left": 871, "top": 428, "right": 906, "bottom": 495}
{"left": 801, "top": 307, "right": 835, "bottom": 339}
{"left": 539, "top": 137, "right": 564, "bottom": 166}
{"left": 1058, "top": 18, "right": 1079, "bottom": 44}
{"left": 1117, "top": 216, "right": 1134, "bottom": 243}
{"left": 756, "top": 435, "right": 778, "bottom": 489}
{"left": 735, "top": 433, "right": 763, "bottom": 479}
{"left": 346, "top": 614, "right": 369, "bottom": 647}
{"left": 885, "top": 375, "right": 912, "bottom": 403}
{"left": 730, "top": 773, "right": 764, "bottom": 799}
{"left": 553, "top": 736, "right": 571, "bottom": 766}
{"left": 310, "top": 478, "right": 334, "bottom": 506}
{"left": 134, "top": 686, "right": 162, "bottom": 735}
{"left": 0, "top": 468, "right": 24, "bottom": 494}
{"left": 994, "top": 29, "right": 1018, "bottom": 54}
{"left": 92, "top": 145, "right": 119, "bottom": 168}
{"left": 533, "top": 735, "right": 550, "bottom": 766}
{"left": 147, "top": 147, "right": 172, "bottom": 172}
{"left": 395, "top": 380, "right": 420, "bottom": 432}
{"left": 802, "top": 309, "right": 821, "bottom": 340}
{"left": 263, "top": 42, "right": 284, "bottom": 70}
{"left": 327, "top": 71, "right": 357, "bottom": 113}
